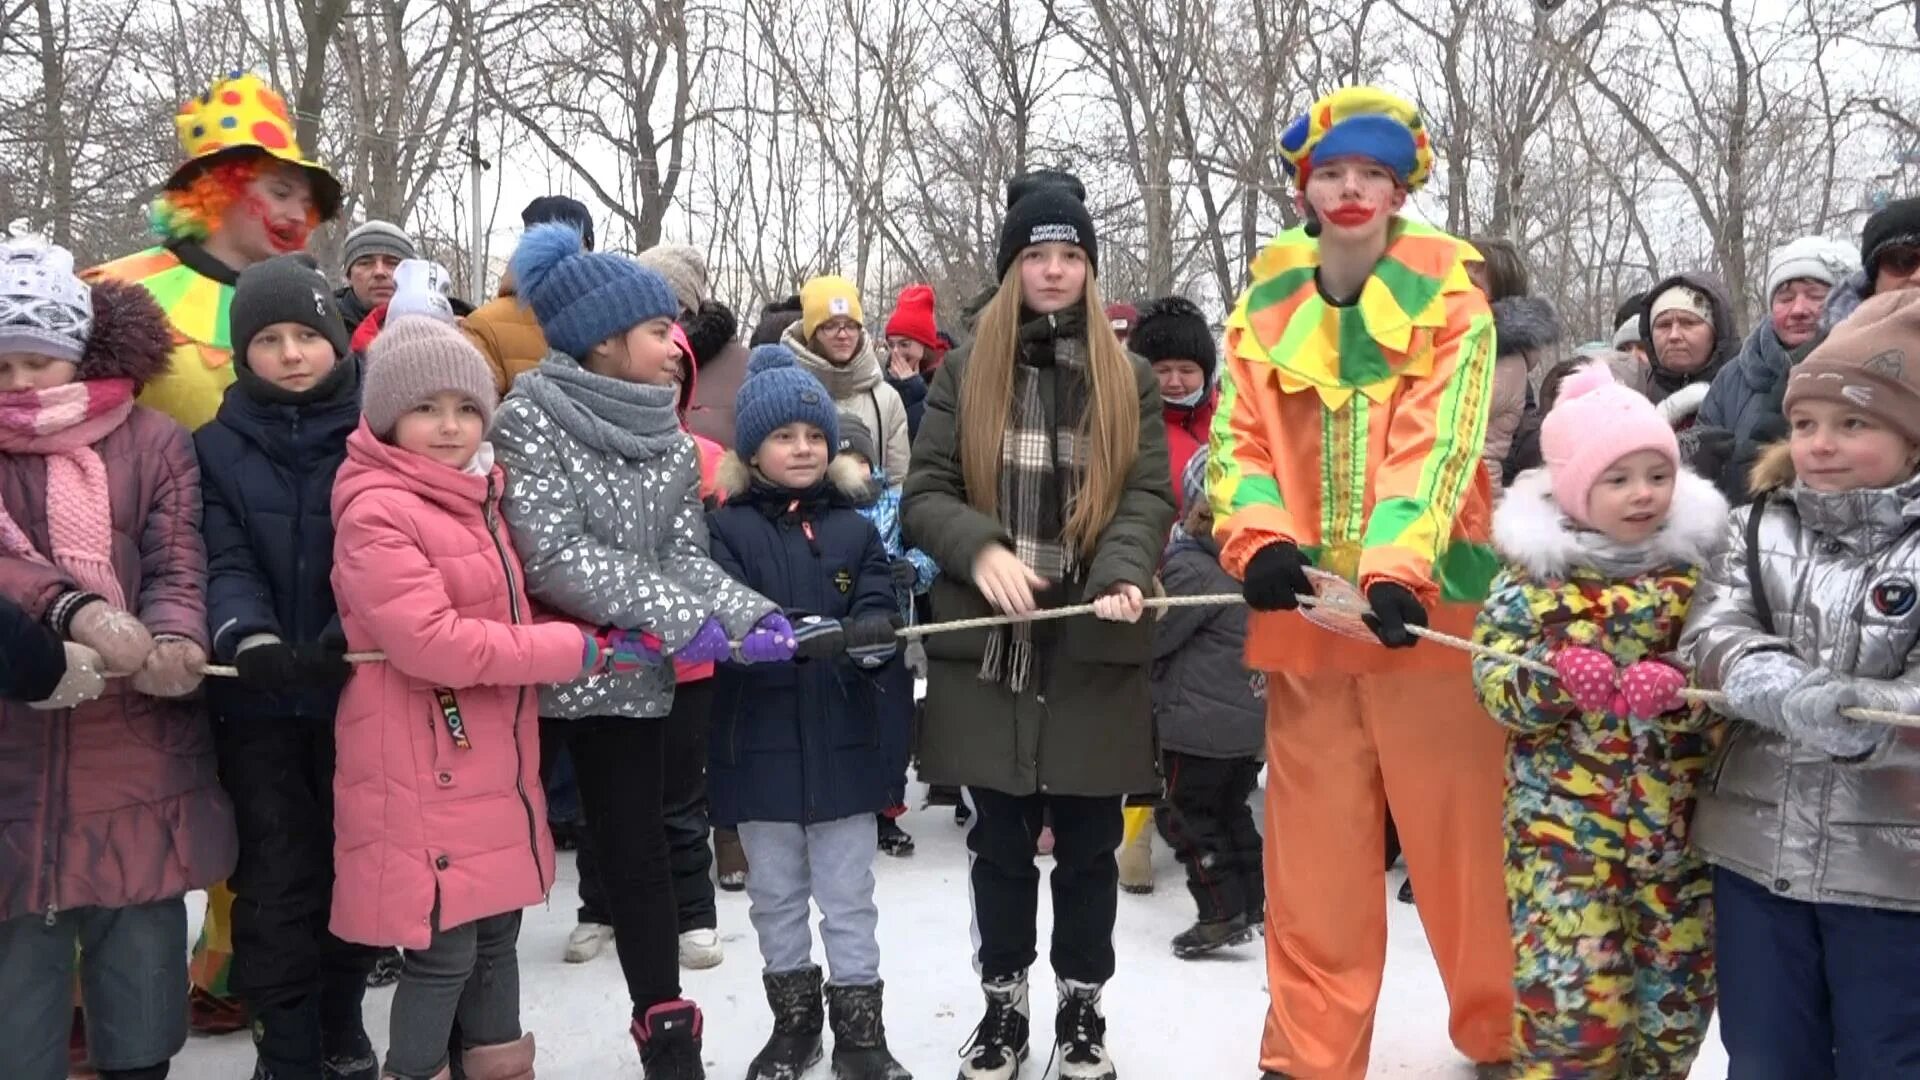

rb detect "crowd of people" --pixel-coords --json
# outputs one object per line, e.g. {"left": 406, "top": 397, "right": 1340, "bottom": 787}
{"left": 1, "top": 67, "right": 1919, "bottom": 1080}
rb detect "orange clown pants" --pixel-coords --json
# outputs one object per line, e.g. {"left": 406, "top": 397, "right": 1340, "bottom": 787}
{"left": 1259, "top": 669, "right": 1514, "bottom": 1079}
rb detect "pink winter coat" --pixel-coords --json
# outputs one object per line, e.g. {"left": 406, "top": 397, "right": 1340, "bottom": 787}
{"left": 328, "top": 423, "right": 586, "bottom": 949}
{"left": 0, "top": 406, "right": 234, "bottom": 921}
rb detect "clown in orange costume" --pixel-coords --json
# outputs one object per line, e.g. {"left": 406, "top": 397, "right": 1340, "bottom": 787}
{"left": 1207, "top": 87, "right": 1515, "bottom": 1080}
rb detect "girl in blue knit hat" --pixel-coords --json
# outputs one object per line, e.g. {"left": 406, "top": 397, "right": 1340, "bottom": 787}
{"left": 490, "top": 224, "right": 794, "bottom": 1080}
{"left": 706, "top": 344, "right": 911, "bottom": 1080}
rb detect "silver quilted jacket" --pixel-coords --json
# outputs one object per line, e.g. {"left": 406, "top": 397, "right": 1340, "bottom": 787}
{"left": 493, "top": 367, "right": 774, "bottom": 720}
{"left": 1680, "top": 446, "right": 1920, "bottom": 910}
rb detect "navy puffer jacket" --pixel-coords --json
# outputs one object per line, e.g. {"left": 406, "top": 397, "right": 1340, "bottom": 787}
{"left": 194, "top": 359, "right": 361, "bottom": 721}
{"left": 706, "top": 454, "right": 906, "bottom": 826}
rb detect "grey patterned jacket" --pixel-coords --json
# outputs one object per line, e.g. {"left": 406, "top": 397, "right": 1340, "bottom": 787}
{"left": 493, "top": 355, "right": 775, "bottom": 719}
{"left": 1681, "top": 444, "right": 1920, "bottom": 910}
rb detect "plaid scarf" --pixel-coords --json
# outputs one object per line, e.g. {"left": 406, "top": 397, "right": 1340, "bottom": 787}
{"left": 981, "top": 310, "right": 1091, "bottom": 691}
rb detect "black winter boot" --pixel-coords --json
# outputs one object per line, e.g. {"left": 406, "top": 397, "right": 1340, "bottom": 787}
{"left": 1053, "top": 978, "right": 1116, "bottom": 1080}
{"left": 365, "top": 949, "right": 402, "bottom": 987}
{"left": 1171, "top": 913, "right": 1256, "bottom": 959}
{"left": 876, "top": 815, "right": 916, "bottom": 858}
{"left": 632, "top": 999, "right": 706, "bottom": 1080}
{"left": 958, "top": 973, "right": 1029, "bottom": 1080}
{"left": 826, "top": 981, "right": 911, "bottom": 1080}
{"left": 319, "top": 965, "right": 378, "bottom": 1080}
{"left": 320, "top": 1025, "right": 378, "bottom": 1080}
{"left": 747, "top": 966, "right": 825, "bottom": 1080}
{"left": 249, "top": 999, "right": 324, "bottom": 1080}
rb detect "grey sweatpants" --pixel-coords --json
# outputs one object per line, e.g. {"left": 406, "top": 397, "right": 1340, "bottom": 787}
{"left": 384, "top": 911, "right": 523, "bottom": 1080}
{"left": 738, "top": 814, "right": 881, "bottom": 986}
{"left": 0, "top": 899, "right": 188, "bottom": 1079}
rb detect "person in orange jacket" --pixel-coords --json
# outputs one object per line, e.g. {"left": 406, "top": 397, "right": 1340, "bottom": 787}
{"left": 1207, "top": 86, "right": 1514, "bottom": 1080}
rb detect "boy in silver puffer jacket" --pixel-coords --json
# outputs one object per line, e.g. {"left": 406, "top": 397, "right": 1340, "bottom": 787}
{"left": 1681, "top": 289, "right": 1920, "bottom": 1078}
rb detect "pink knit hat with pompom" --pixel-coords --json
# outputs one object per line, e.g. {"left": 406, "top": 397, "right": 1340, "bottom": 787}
{"left": 1540, "top": 361, "right": 1678, "bottom": 526}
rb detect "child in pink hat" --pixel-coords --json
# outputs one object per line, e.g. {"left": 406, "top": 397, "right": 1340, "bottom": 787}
{"left": 1472, "top": 360, "right": 1730, "bottom": 1077}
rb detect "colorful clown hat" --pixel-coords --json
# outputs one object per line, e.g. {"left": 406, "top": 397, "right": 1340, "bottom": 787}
{"left": 1279, "top": 86, "right": 1433, "bottom": 193}
{"left": 165, "top": 71, "right": 342, "bottom": 222}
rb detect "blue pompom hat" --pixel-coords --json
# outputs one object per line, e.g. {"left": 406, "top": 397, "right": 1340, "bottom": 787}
{"left": 508, "top": 223, "right": 679, "bottom": 361}
{"left": 735, "top": 344, "right": 841, "bottom": 462}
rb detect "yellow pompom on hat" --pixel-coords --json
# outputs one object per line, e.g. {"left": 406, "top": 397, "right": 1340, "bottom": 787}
{"left": 1279, "top": 86, "right": 1433, "bottom": 193}
{"left": 801, "top": 275, "right": 866, "bottom": 340}
{"left": 166, "top": 71, "right": 342, "bottom": 222}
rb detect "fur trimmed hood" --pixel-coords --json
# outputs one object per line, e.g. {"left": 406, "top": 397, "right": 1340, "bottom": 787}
{"left": 1492, "top": 295, "right": 1562, "bottom": 358}
{"left": 79, "top": 278, "right": 173, "bottom": 391}
{"left": 714, "top": 449, "right": 875, "bottom": 505}
{"left": 1748, "top": 441, "right": 1795, "bottom": 495}
{"left": 1494, "top": 466, "right": 1728, "bottom": 579}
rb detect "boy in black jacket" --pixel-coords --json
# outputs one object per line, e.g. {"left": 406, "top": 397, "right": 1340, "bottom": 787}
{"left": 0, "top": 595, "right": 76, "bottom": 703}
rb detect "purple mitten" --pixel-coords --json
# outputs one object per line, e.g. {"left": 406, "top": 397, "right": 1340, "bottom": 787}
{"left": 738, "top": 612, "right": 798, "bottom": 664}
{"left": 672, "top": 617, "right": 733, "bottom": 665}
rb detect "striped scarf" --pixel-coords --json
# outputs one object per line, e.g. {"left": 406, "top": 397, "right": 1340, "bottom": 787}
{"left": 0, "top": 379, "right": 136, "bottom": 609}
{"left": 980, "top": 313, "right": 1090, "bottom": 691}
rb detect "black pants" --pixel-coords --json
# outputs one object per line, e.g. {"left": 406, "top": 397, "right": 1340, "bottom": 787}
{"left": 1154, "top": 751, "right": 1264, "bottom": 922}
{"left": 965, "top": 787, "right": 1123, "bottom": 984}
{"left": 213, "top": 715, "right": 377, "bottom": 1061}
{"left": 549, "top": 716, "right": 680, "bottom": 1016}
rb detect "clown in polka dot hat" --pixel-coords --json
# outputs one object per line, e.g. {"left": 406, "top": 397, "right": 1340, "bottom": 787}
{"left": 165, "top": 71, "right": 341, "bottom": 222}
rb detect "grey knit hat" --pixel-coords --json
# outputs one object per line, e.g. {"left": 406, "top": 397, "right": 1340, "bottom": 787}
{"left": 636, "top": 245, "right": 710, "bottom": 315}
{"left": 363, "top": 316, "right": 498, "bottom": 437}
{"left": 231, "top": 253, "right": 350, "bottom": 362}
{"left": 0, "top": 239, "right": 91, "bottom": 364}
{"left": 343, "top": 220, "right": 417, "bottom": 270}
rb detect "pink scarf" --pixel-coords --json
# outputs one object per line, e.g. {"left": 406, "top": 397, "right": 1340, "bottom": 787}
{"left": 0, "top": 379, "right": 136, "bottom": 609}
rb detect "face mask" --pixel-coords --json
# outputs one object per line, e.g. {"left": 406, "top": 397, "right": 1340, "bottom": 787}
{"left": 1167, "top": 385, "right": 1207, "bottom": 409}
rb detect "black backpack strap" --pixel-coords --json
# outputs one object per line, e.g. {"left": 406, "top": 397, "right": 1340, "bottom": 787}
{"left": 1744, "top": 498, "right": 1774, "bottom": 634}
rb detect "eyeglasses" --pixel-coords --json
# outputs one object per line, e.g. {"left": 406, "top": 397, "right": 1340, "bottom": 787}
{"left": 1880, "top": 245, "right": 1920, "bottom": 278}
{"left": 818, "top": 321, "right": 863, "bottom": 337}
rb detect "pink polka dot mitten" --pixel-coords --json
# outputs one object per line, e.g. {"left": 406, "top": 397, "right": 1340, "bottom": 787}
{"left": 1620, "top": 660, "right": 1689, "bottom": 719}
{"left": 1552, "top": 646, "right": 1619, "bottom": 713}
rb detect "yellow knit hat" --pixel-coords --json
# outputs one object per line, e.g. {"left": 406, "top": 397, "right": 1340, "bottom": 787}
{"left": 801, "top": 276, "right": 865, "bottom": 340}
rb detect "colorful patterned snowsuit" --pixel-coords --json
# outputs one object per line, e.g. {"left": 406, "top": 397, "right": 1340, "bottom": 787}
{"left": 1473, "top": 468, "right": 1726, "bottom": 1078}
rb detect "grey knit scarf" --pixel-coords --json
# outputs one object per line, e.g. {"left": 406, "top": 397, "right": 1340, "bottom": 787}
{"left": 515, "top": 352, "right": 686, "bottom": 460}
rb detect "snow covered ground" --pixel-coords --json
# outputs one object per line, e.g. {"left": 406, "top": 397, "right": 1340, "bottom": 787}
{"left": 174, "top": 796, "right": 1730, "bottom": 1078}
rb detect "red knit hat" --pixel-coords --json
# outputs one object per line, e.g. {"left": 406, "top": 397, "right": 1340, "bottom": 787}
{"left": 885, "top": 284, "right": 941, "bottom": 351}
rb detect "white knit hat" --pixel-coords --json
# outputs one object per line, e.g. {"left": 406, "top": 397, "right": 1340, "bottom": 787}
{"left": 0, "top": 240, "right": 91, "bottom": 364}
{"left": 1765, "top": 235, "right": 1859, "bottom": 300}
{"left": 387, "top": 259, "right": 456, "bottom": 324}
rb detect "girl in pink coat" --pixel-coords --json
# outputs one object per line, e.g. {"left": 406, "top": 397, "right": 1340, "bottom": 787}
{"left": 329, "top": 316, "right": 649, "bottom": 1080}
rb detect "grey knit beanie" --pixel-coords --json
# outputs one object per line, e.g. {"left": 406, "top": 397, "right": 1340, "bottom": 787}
{"left": 343, "top": 220, "right": 417, "bottom": 270}
{"left": 363, "top": 316, "right": 499, "bottom": 436}
{"left": 231, "top": 253, "right": 350, "bottom": 362}
{"left": 636, "top": 245, "right": 710, "bottom": 315}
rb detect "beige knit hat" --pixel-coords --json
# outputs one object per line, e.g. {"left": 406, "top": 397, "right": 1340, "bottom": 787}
{"left": 635, "top": 244, "right": 709, "bottom": 315}
{"left": 1784, "top": 289, "right": 1920, "bottom": 446}
{"left": 363, "top": 316, "right": 499, "bottom": 437}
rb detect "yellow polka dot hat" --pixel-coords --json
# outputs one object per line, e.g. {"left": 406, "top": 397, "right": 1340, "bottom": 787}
{"left": 165, "top": 71, "right": 342, "bottom": 222}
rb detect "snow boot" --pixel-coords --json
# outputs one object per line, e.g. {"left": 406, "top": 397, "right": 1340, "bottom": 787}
{"left": 876, "top": 815, "right": 916, "bottom": 858}
{"left": 251, "top": 998, "right": 324, "bottom": 1080}
{"left": 826, "top": 981, "right": 911, "bottom": 1080}
{"left": 1053, "top": 978, "right": 1116, "bottom": 1080}
{"left": 1171, "top": 913, "right": 1256, "bottom": 959}
{"left": 565, "top": 921, "right": 615, "bottom": 963}
{"left": 1398, "top": 879, "right": 1415, "bottom": 905}
{"left": 367, "top": 949, "right": 403, "bottom": 988}
{"left": 958, "top": 973, "right": 1029, "bottom": 1080}
{"left": 678, "top": 928, "right": 723, "bottom": 970}
{"left": 632, "top": 999, "right": 706, "bottom": 1080}
{"left": 461, "top": 1033, "right": 535, "bottom": 1080}
{"left": 715, "top": 829, "right": 749, "bottom": 892}
{"left": 321, "top": 1026, "right": 379, "bottom": 1080}
{"left": 1116, "top": 827, "right": 1153, "bottom": 895}
{"left": 747, "top": 966, "right": 824, "bottom": 1080}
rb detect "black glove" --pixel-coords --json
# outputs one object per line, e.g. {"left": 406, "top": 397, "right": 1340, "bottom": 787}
{"left": 1243, "top": 542, "right": 1312, "bottom": 611}
{"left": 234, "top": 642, "right": 303, "bottom": 690}
{"left": 295, "top": 641, "right": 353, "bottom": 686}
{"left": 846, "top": 612, "right": 904, "bottom": 668}
{"left": 1362, "top": 581, "right": 1427, "bottom": 649}
{"left": 889, "top": 558, "right": 918, "bottom": 591}
{"left": 789, "top": 614, "right": 846, "bottom": 662}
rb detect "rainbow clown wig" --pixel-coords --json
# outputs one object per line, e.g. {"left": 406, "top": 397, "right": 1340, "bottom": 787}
{"left": 148, "top": 70, "right": 340, "bottom": 241}
{"left": 1279, "top": 86, "right": 1433, "bottom": 193}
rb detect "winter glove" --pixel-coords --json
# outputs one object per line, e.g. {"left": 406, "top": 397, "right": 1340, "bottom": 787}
{"left": 672, "top": 617, "right": 734, "bottom": 665}
{"left": 1779, "top": 670, "right": 1890, "bottom": 760}
{"left": 67, "top": 600, "right": 154, "bottom": 676}
{"left": 737, "top": 612, "right": 798, "bottom": 664}
{"left": 1362, "top": 581, "right": 1427, "bottom": 649}
{"left": 234, "top": 637, "right": 301, "bottom": 691}
{"left": 130, "top": 635, "right": 206, "bottom": 699}
{"left": 1242, "top": 542, "right": 1312, "bottom": 612}
{"left": 29, "top": 643, "right": 106, "bottom": 711}
{"left": 295, "top": 641, "right": 353, "bottom": 686}
{"left": 1552, "top": 646, "right": 1620, "bottom": 713}
{"left": 846, "top": 612, "right": 904, "bottom": 668}
{"left": 1621, "top": 660, "right": 1689, "bottom": 719}
{"left": 889, "top": 559, "right": 918, "bottom": 591}
{"left": 789, "top": 615, "right": 847, "bottom": 662}
{"left": 583, "top": 628, "right": 665, "bottom": 676}
{"left": 1721, "top": 650, "right": 1811, "bottom": 731}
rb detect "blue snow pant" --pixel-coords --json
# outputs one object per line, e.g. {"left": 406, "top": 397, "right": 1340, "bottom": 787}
{"left": 1714, "top": 865, "right": 1920, "bottom": 1079}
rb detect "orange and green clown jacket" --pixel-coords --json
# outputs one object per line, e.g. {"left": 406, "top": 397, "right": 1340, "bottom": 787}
{"left": 1208, "top": 218, "right": 1498, "bottom": 676}
{"left": 85, "top": 242, "right": 237, "bottom": 433}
